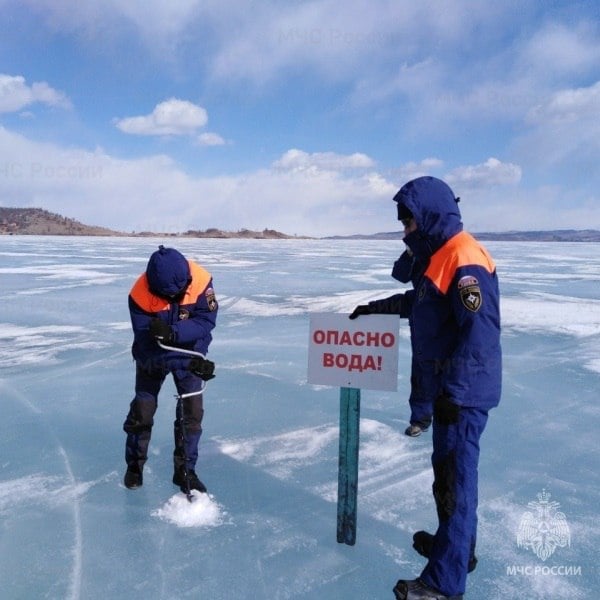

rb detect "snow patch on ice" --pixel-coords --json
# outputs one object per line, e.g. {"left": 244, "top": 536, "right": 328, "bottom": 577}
{"left": 106, "top": 321, "right": 131, "bottom": 331}
{"left": 217, "top": 424, "right": 339, "bottom": 479}
{"left": 0, "top": 473, "right": 95, "bottom": 512}
{"left": 217, "top": 289, "right": 404, "bottom": 318}
{"left": 502, "top": 293, "right": 600, "bottom": 337}
{"left": 0, "top": 263, "right": 121, "bottom": 283}
{"left": 0, "top": 323, "right": 109, "bottom": 367}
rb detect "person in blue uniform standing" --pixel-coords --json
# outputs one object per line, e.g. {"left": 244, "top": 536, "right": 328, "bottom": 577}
{"left": 123, "top": 245, "right": 218, "bottom": 494}
{"left": 350, "top": 246, "right": 431, "bottom": 436}
{"left": 352, "top": 176, "right": 502, "bottom": 599}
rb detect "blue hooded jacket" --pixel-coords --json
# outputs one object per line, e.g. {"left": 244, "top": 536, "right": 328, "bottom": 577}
{"left": 395, "top": 177, "right": 502, "bottom": 409}
{"left": 128, "top": 246, "right": 218, "bottom": 374}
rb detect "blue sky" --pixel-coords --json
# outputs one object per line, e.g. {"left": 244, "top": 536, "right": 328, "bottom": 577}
{"left": 0, "top": 0, "right": 599, "bottom": 236}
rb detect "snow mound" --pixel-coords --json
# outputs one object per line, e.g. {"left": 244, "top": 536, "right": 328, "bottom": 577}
{"left": 152, "top": 492, "right": 226, "bottom": 528}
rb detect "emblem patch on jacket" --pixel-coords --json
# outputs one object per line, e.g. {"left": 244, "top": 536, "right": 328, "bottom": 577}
{"left": 458, "top": 275, "right": 482, "bottom": 312}
{"left": 206, "top": 288, "right": 218, "bottom": 311}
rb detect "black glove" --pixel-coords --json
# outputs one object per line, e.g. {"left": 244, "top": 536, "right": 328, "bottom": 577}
{"left": 149, "top": 318, "right": 174, "bottom": 343}
{"left": 189, "top": 357, "right": 216, "bottom": 381}
{"left": 349, "top": 305, "right": 372, "bottom": 320}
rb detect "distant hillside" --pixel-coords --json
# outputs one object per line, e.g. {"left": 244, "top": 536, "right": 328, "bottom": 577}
{"left": 134, "top": 227, "right": 305, "bottom": 239}
{"left": 474, "top": 229, "right": 600, "bottom": 242}
{"left": 0, "top": 207, "right": 120, "bottom": 236}
{"left": 179, "top": 227, "right": 301, "bottom": 239}
{"left": 0, "top": 207, "right": 304, "bottom": 239}
{"left": 327, "top": 229, "right": 600, "bottom": 242}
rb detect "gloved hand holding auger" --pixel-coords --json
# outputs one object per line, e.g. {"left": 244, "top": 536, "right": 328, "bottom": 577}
{"left": 189, "top": 356, "right": 216, "bottom": 381}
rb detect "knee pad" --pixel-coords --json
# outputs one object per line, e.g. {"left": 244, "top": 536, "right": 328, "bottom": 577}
{"left": 182, "top": 405, "right": 204, "bottom": 433}
{"left": 123, "top": 397, "right": 157, "bottom": 434}
{"left": 432, "top": 450, "right": 456, "bottom": 521}
{"left": 434, "top": 394, "right": 460, "bottom": 425}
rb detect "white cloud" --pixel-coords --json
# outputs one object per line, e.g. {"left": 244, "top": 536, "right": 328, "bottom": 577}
{"left": 272, "top": 149, "right": 375, "bottom": 172}
{"left": 446, "top": 158, "right": 522, "bottom": 188}
{"left": 527, "top": 81, "right": 600, "bottom": 125}
{"left": 0, "top": 129, "right": 394, "bottom": 236}
{"left": 1, "top": 127, "right": 598, "bottom": 235}
{"left": 5, "top": 0, "right": 207, "bottom": 50}
{"left": 205, "top": 0, "right": 520, "bottom": 87}
{"left": 522, "top": 23, "right": 600, "bottom": 77}
{"left": 197, "top": 132, "right": 226, "bottom": 146}
{"left": 114, "top": 98, "right": 208, "bottom": 136}
{"left": 390, "top": 158, "right": 445, "bottom": 183}
{"left": 516, "top": 81, "right": 600, "bottom": 172}
{"left": 461, "top": 185, "right": 600, "bottom": 233}
{"left": 9, "top": 1, "right": 520, "bottom": 91}
{"left": 0, "top": 74, "right": 70, "bottom": 113}
{"left": 434, "top": 79, "right": 543, "bottom": 123}
{"left": 7, "top": 4, "right": 596, "bottom": 141}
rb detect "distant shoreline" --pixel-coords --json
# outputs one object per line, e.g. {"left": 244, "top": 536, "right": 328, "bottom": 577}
{"left": 1, "top": 207, "right": 599, "bottom": 241}
{"left": 325, "top": 230, "right": 600, "bottom": 242}
{"left": 0, "top": 207, "right": 308, "bottom": 239}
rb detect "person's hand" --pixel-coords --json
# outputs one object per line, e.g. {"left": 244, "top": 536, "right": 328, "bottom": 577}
{"left": 349, "top": 305, "right": 372, "bottom": 320}
{"left": 189, "top": 357, "right": 216, "bottom": 381}
{"left": 149, "top": 318, "right": 173, "bottom": 343}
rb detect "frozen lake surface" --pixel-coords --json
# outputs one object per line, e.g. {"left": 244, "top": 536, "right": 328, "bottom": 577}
{"left": 1, "top": 236, "right": 598, "bottom": 599}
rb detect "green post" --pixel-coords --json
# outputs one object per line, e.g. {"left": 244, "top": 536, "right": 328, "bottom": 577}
{"left": 337, "top": 386, "right": 361, "bottom": 545}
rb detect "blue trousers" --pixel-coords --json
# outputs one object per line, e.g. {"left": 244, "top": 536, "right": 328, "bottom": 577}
{"left": 123, "top": 365, "right": 204, "bottom": 474}
{"left": 420, "top": 397, "right": 489, "bottom": 596}
{"left": 407, "top": 318, "right": 433, "bottom": 429}
{"left": 408, "top": 354, "right": 433, "bottom": 428}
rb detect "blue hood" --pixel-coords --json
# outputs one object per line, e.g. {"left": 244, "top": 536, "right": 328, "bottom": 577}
{"left": 146, "top": 245, "right": 191, "bottom": 298}
{"left": 394, "top": 176, "right": 462, "bottom": 259}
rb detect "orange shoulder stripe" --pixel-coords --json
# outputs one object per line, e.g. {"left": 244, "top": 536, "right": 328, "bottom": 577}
{"left": 129, "top": 261, "right": 212, "bottom": 313}
{"left": 424, "top": 231, "right": 495, "bottom": 294}
{"left": 129, "top": 273, "right": 170, "bottom": 313}
{"left": 183, "top": 261, "right": 212, "bottom": 302}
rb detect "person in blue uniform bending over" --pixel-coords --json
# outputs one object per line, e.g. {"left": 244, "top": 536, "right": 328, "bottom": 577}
{"left": 350, "top": 245, "right": 431, "bottom": 437}
{"left": 352, "top": 176, "right": 502, "bottom": 600}
{"left": 123, "top": 245, "right": 218, "bottom": 495}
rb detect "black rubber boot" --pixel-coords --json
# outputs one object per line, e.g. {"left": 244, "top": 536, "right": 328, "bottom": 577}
{"left": 172, "top": 469, "right": 207, "bottom": 494}
{"left": 393, "top": 578, "right": 463, "bottom": 600}
{"left": 124, "top": 468, "right": 143, "bottom": 489}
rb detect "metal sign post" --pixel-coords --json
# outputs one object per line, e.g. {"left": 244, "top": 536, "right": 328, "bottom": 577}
{"left": 337, "top": 386, "right": 361, "bottom": 545}
{"left": 307, "top": 313, "right": 400, "bottom": 546}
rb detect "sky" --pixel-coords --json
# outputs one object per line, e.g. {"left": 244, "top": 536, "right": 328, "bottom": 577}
{"left": 0, "top": 0, "right": 599, "bottom": 237}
